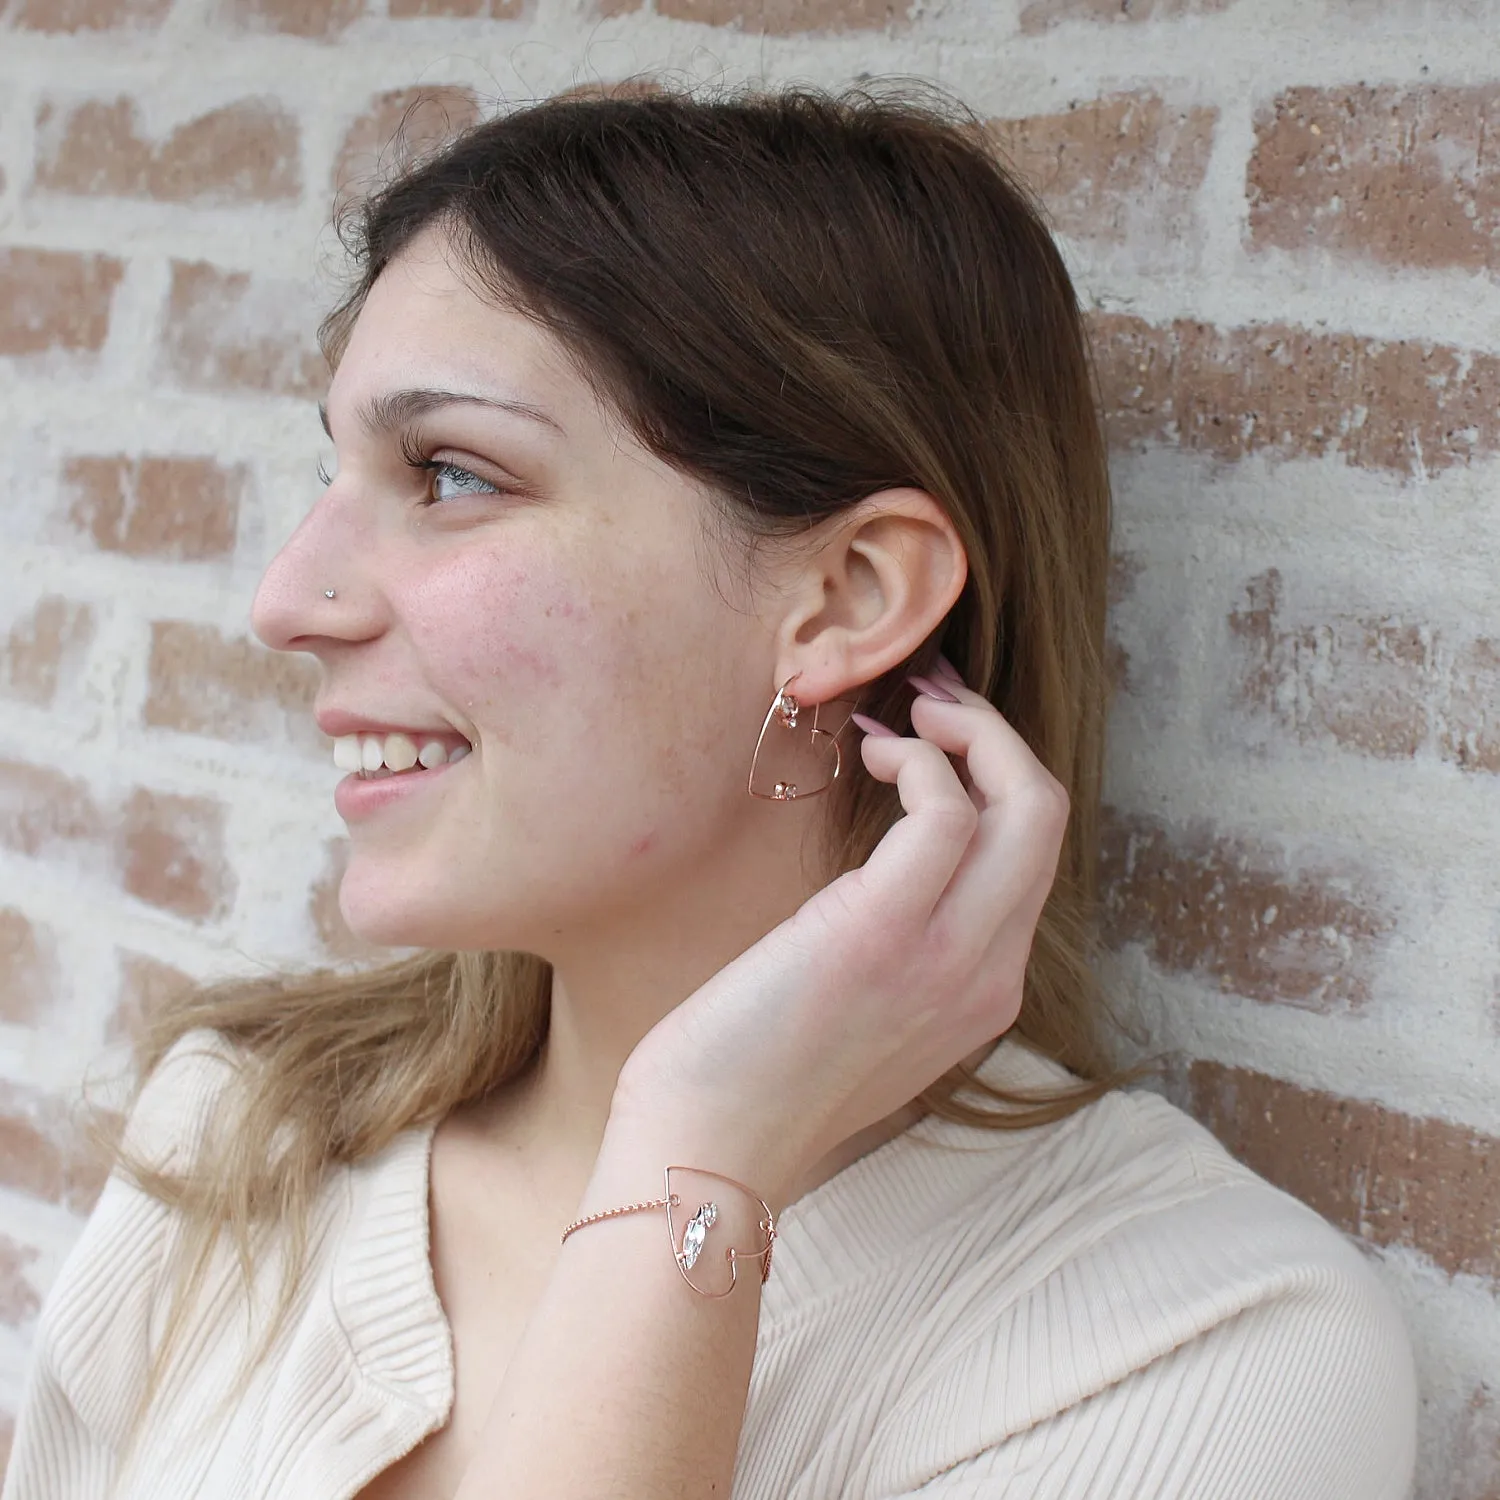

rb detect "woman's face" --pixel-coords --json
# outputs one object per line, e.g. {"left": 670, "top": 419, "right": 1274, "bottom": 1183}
{"left": 251, "top": 226, "right": 791, "bottom": 952}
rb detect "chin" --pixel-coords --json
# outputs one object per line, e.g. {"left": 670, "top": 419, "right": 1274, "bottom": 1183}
{"left": 335, "top": 864, "right": 532, "bottom": 954}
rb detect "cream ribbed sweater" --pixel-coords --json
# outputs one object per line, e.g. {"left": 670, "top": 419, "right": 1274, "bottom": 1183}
{"left": 3, "top": 1029, "right": 1418, "bottom": 1499}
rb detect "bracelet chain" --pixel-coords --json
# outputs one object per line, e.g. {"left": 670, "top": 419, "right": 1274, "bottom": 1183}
{"left": 560, "top": 1193, "right": 679, "bottom": 1243}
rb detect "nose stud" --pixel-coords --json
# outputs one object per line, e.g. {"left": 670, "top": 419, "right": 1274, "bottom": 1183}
{"left": 324, "top": 589, "right": 336, "bottom": 599}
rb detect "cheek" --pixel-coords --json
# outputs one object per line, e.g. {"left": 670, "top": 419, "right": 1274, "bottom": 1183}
{"left": 400, "top": 547, "right": 586, "bottom": 708}
{"left": 392, "top": 534, "right": 737, "bottom": 801}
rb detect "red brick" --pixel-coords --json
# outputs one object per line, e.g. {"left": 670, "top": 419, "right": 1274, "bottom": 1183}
{"left": 0, "top": 1233, "right": 41, "bottom": 1328}
{"left": 62, "top": 454, "right": 243, "bottom": 561}
{"left": 1, "top": 596, "right": 94, "bottom": 707}
{"left": 1187, "top": 1061, "right": 1500, "bottom": 1281}
{"left": 0, "top": 760, "right": 106, "bottom": 863}
{"left": 989, "top": 92, "right": 1215, "bottom": 246}
{"left": 0, "top": 761, "right": 239, "bottom": 922}
{"left": 310, "top": 837, "right": 381, "bottom": 959}
{"left": 1100, "top": 808, "right": 1393, "bottom": 1012}
{"left": 158, "top": 260, "right": 324, "bottom": 399}
{"left": 0, "top": 909, "right": 56, "bottom": 1026}
{"left": 387, "top": 0, "right": 522, "bottom": 13}
{"left": 221, "top": 0, "right": 364, "bottom": 36}
{"left": 1020, "top": 0, "right": 1228, "bottom": 28}
{"left": 117, "top": 789, "right": 235, "bottom": 923}
{"left": 108, "top": 950, "right": 195, "bottom": 1044}
{"left": 1089, "top": 313, "right": 1500, "bottom": 478}
{"left": 0, "top": 1081, "right": 109, "bottom": 1212}
{"left": 9, "top": 0, "right": 170, "bottom": 27}
{"left": 1249, "top": 85, "right": 1500, "bottom": 275}
{"left": 0, "top": 247, "right": 122, "bottom": 357}
{"left": 35, "top": 95, "right": 299, "bottom": 204}
{"left": 144, "top": 620, "right": 321, "bottom": 752}
{"left": 335, "top": 85, "right": 480, "bottom": 195}
{"left": 548, "top": 79, "right": 669, "bottom": 103}
{"left": 601, "top": 0, "right": 914, "bottom": 29}
{"left": 1231, "top": 568, "right": 1500, "bottom": 774}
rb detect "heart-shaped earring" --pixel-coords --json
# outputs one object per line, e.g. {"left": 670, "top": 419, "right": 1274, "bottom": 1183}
{"left": 748, "top": 673, "right": 858, "bottom": 801}
{"left": 664, "top": 1166, "right": 777, "bottom": 1298}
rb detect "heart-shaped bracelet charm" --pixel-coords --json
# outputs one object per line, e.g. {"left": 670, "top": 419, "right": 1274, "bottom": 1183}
{"left": 664, "top": 1165, "right": 777, "bottom": 1298}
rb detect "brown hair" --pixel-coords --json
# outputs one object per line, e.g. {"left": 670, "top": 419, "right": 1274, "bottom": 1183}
{"left": 105, "top": 73, "right": 1132, "bottom": 1466}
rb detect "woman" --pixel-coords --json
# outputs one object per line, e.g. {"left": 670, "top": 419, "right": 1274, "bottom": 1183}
{"left": 4, "top": 78, "right": 1417, "bottom": 1499}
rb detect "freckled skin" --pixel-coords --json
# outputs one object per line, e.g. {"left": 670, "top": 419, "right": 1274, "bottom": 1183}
{"left": 250, "top": 226, "right": 823, "bottom": 958}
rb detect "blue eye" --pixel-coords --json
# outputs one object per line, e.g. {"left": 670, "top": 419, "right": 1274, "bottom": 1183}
{"left": 429, "top": 462, "right": 498, "bottom": 502}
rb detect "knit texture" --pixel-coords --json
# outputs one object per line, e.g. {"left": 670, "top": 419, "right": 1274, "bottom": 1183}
{"left": 2, "top": 1030, "right": 1419, "bottom": 1499}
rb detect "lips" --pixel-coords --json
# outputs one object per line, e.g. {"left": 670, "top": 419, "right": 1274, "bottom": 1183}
{"left": 332, "top": 739, "right": 470, "bottom": 822}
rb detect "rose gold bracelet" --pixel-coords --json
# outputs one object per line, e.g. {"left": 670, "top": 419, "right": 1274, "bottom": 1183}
{"left": 560, "top": 1165, "right": 777, "bottom": 1299}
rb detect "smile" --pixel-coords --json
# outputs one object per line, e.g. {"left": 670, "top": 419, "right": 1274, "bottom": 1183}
{"left": 332, "top": 731, "right": 472, "bottom": 777}
{"left": 332, "top": 741, "right": 470, "bottom": 823}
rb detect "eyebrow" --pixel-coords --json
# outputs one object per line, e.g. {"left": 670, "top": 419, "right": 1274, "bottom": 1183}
{"left": 318, "top": 388, "right": 565, "bottom": 441}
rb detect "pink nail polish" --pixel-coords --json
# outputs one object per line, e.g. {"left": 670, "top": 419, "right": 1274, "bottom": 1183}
{"left": 934, "top": 653, "right": 965, "bottom": 687}
{"left": 850, "top": 711, "right": 900, "bottom": 738}
{"left": 907, "top": 673, "right": 960, "bottom": 704}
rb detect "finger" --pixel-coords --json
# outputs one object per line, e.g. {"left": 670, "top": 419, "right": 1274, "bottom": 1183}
{"left": 901, "top": 679, "right": 979, "bottom": 799}
{"left": 850, "top": 731, "right": 979, "bottom": 924}
{"left": 903, "top": 693, "right": 1070, "bottom": 938}
{"left": 905, "top": 688, "right": 1064, "bottom": 818}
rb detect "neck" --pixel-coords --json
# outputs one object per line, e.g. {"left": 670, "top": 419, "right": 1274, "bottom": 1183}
{"left": 460, "top": 811, "right": 934, "bottom": 1211}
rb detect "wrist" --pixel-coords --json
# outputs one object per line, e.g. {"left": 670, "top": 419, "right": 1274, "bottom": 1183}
{"left": 594, "top": 1089, "right": 802, "bottom": 1222}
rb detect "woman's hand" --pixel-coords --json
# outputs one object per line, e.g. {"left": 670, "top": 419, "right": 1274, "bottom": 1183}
{"left": 612, "top": 656, "right": 1071, "bottom": 1211}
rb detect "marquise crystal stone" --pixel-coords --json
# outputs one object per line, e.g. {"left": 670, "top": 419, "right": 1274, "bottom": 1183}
{"left": 679, "top": 1201, "right": 718, "bottom": 1269}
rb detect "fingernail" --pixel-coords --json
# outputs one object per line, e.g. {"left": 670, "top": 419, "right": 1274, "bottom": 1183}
{"left": 934, "top": 653, "right": 965, "bottom": 688}
{"left": 850, "top": 711, "right": 900, "bottom": 738}
{"left": 907, "top": 673, "right": 960, "bottom": 704}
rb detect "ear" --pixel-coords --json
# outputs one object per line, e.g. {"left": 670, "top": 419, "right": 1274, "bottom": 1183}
{"left": 770, "top": 487, "right": 968, "bottom": 705}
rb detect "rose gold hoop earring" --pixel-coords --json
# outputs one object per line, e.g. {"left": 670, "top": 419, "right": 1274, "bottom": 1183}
{"left": 747, "top": 672, "right": 858, "bottom": 802}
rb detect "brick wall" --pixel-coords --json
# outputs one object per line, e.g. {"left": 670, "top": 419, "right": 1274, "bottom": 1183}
{"left": 1, "top": 1, "right": 1496, "bottom": 1492}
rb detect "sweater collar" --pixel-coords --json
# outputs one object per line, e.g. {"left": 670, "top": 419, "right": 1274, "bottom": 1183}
{"left": 332, "top": 1124, "right": 454, "bottom": 1419}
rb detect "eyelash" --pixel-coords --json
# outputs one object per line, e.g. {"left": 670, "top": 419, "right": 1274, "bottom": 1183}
{"left": 314, "top": 438, "right": 504, "bottom": 503}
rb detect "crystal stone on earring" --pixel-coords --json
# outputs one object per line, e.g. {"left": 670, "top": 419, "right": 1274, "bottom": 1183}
{"left": 679, "top": 1201, "right": 718, "bottom": 1270}
{"left": 773, "top": 782, "right": 796, "bottom": 799}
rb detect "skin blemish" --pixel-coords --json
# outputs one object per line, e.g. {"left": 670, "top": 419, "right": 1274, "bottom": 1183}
{"left": 628, "top": 832, "right": 655, "bottom": 859}
{"left": 499, "top": 641, "right": 562, "bottom": 685}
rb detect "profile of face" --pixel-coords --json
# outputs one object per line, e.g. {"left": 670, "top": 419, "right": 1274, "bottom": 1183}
{"left": 252, "top": 227, "right": 823, "bottom": 955}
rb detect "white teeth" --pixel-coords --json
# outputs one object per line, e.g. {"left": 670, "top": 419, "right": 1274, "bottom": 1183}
{"left": 383, "top": 732, "right": 419, "bottom": 771}
{"left": 332, "top": 731, "right": 469, "bottom": 774}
